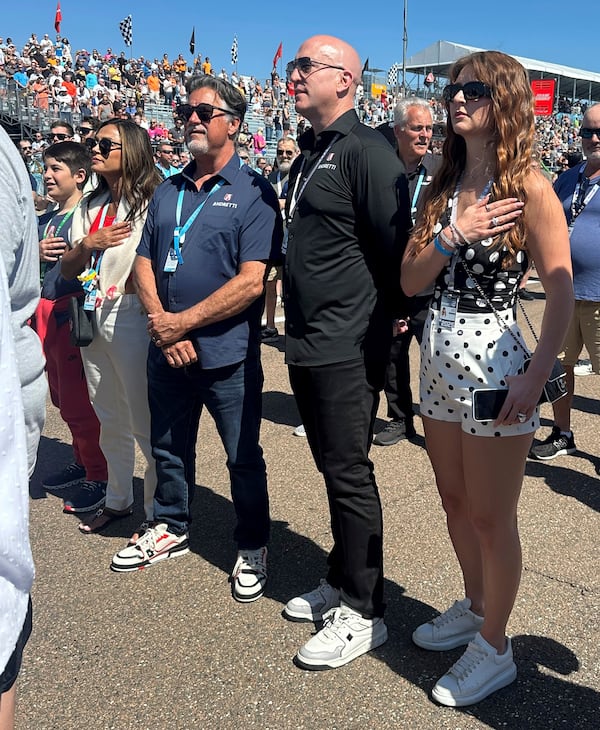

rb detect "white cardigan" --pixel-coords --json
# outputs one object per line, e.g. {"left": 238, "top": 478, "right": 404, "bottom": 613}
{"left": 70, "top": 189, "right": 149, "bottom": 300}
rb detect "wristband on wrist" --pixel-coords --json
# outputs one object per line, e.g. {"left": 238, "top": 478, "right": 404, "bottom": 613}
{"left": 439, "top": 229, "right": 456, "bottom": 250}
{"left": 450, "top": 222, "right": 472, "bottom": 246}
{"left": 433, "top": 236, "right": 453, "bottom": 257}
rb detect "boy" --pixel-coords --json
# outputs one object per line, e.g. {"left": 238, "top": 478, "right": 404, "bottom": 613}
{"left": 34, "top": 142, "right": 108, "bottom": 517}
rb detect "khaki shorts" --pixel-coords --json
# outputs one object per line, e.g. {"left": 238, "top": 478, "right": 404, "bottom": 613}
{"left": 266, "top": 265, "right": 281, "bottom": 283}
{"left": 560, "top": 300, "right": 600, "bottom": 372}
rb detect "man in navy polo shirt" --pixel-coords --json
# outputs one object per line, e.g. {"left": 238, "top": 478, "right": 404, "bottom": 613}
{"left": 111, "top": 77, "right": 282, "bottom": 605}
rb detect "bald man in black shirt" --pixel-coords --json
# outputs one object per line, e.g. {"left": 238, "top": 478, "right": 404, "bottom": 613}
{"left": 282, "top": 34, "right": 411, "bottom": 670}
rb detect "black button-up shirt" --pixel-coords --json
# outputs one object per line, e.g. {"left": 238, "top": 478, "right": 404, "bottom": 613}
{"left": 284, "top": 110, "right": 410, "bottom": 366}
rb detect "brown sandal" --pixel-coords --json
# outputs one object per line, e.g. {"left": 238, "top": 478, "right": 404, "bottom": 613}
{"left": 78, "top": 505, "right": 134, "bottom": 534}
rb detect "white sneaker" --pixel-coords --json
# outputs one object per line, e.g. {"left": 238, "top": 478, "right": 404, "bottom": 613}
{"left": 412, "top": 598, "right": 484, "bottom": 650}
{"left": 293, "top": 424, "right": 306, "bottom": 437}
{"left": 283, "top": 579, "right": 340, "bottom": 622}
{"left": 231, "top": 547, "right": 267, "bottom": 603}
{"left": 111, "top": 523, "right": 189, "bottom": 572}
{"left": 432, "top": 632, "right": 517, "bottom": 706}
{"left": 574, "top": 359, "right": 593, "bottom": 376}
{"left": 295, "top": 604, "right": 387, "bottom": 670}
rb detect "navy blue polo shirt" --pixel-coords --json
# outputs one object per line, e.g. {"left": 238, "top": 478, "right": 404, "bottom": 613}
{"left": 137, "top": 154, "right": 282, "bottom": 369}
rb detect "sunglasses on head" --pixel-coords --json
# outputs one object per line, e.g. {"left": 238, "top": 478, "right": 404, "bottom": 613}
{"left": 442, "top": 81, "right": 492, "bottom": 103}
{"left": 49, "top": 132, "right": 70, "bottom": 141}
{"left": 86, "top": 137, "right": 122, "bottom": 158}
{"left": 176, "top": 102, "right": 236, "bottom": 123}
{"left": 286, "top": 57, "right": 345, "bottom": 79}
{"left": 580, "top": 127, "right": 600, "bottom": 139}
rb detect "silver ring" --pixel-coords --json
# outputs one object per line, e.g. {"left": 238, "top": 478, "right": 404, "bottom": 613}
{"left": 491, "top": 216, "right": 499, "bottom": 228}
{"left": 517, "top": 412, "right": 527, "bottom": 423}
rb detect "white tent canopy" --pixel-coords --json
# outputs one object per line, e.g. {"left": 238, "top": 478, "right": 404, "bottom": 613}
{"left": 399, "top": 40, "right": 600, "bottom": 102}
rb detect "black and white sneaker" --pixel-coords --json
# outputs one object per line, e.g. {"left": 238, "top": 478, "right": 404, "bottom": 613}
{"left": 43, "top": 462, "right": 86, "bottom": 490}
{"left": 529, "top": 426, "right": 576, "bottom": 461}
{"left": 231, "top": 547, "right": 268, "bottom": 602}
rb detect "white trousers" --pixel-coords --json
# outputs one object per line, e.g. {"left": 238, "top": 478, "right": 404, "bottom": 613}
{"left": 82, "top": 294, "right": 155, "bottom": 518}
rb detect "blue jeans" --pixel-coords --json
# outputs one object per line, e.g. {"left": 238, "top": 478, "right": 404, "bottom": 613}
{"left": 148, "top": 347, "right": 269, "bottom": 548}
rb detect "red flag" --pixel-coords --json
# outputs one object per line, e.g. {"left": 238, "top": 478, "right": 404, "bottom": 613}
{"left": 272, "top": 42, "right": 282, "bottom": 69}
{"left": 55, "top": 2, "right": 62, "bottom": 34}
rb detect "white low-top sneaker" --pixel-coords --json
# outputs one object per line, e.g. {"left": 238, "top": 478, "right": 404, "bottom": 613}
{"left": 283, "top": 579, "right": 340, "bottom": 622}
{"left": 432, "top": 632, "right": 517, "bottom": 706}
{"left": 295, "top": 604, "right": 387, "bottom": 670}
{"left": 412, "top": 598, "right": 484, "bottom": 650}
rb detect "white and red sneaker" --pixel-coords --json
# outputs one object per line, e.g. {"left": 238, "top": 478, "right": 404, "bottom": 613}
{"left": 111, "top": 523, "right": 189, "bottom": 572}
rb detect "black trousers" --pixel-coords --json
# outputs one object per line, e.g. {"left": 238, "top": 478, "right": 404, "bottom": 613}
{"left": 383, "top": 299, "right": 429, "bottom": 422}
{"left": 288, "top": 356, "right": 387, "bottom": 618}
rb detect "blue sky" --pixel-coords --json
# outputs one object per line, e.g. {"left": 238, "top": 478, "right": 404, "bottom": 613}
{"left": 2, "top": 1, "right": 597, "bottom": 84}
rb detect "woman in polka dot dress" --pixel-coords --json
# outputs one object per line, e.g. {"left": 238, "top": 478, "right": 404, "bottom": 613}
{"left": 401, "top": 51, "right": 573, "bottom": 706}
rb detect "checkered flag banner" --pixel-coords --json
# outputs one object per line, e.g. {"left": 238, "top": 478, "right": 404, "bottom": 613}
{"left": 231, "top": 35, "right": 238, "bottom": 65}
{"left": 119, "top": 15, "right": 133, "bottom": 47}
{"left": 387, "top": 63, "right": 400, "bottom": 86}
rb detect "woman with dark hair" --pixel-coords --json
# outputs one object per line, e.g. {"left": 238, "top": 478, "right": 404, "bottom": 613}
{"left": 401, "top": 51, "right": 573, "bottom": 706}
{"left": 61, "top": 119, "right": 162, "bottom": 538}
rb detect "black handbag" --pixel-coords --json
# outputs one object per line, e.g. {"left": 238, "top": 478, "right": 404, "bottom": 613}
{"left": 68, "top": 295, "right": 94, "bottom": 347}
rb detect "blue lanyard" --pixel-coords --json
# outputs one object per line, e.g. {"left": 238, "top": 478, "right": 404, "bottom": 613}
{"left": 174, "top": 179, "right": 224, "bottom": 263}
{"left": 410, "top": 167, "right": 426, "bottom": 225}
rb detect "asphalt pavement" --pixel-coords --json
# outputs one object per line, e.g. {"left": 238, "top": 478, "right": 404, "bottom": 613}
{"left": 17, "top": 285, "right": 599, "bottom": 729}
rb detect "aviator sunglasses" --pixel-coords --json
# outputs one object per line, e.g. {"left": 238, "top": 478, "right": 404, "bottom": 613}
{"left": 442, "top": 81, "right": 493, "bottom": 103}
{"left": 176, "top": 102, "right": 236, "bottom": 123}
{"left": 86, "top": 137, "right": 123, "bottom": 158}
{"left": 286, "top": 56, "right": 345, "bottom": 80}
{"left": 580, "top": 127, "right": 600, "bottom": 139}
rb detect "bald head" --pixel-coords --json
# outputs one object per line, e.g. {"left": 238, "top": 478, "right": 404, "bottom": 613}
{"left": 291, "top": 35, "right": 361, "bottom": 133}
{"left": 299, "top": 35, "right": 362, "bottom": 88}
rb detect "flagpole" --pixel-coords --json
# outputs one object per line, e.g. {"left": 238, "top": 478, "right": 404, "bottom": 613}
{"left": 402, "top": 0, "right": 408, "bottom": 95}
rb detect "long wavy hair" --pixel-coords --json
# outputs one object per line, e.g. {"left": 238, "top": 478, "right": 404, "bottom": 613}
{"left": 412, "top": 51, "right": 535, "bottom": 265}
{"left": 88, "top": 118, "right": 162, "bottom": 221}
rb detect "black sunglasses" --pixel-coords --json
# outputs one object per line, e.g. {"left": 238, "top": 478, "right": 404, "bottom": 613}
{"left": 580, "top": 127, "right": 600, "bottom": 139}
{"left": 176, "top": 103, "right": 236, "bottom": 123}
{"left": 87, "top": 137, "right": 123, "bottom": 158}
{"left": 49, "top": 132, "right": 70, "bottom": 141}
{"left": 277, "top": 149, "right": 295, "bottom": 157}
{"left": 78, "top": 126, "right": 94, "bottom": 135}
{"left": 442, "top": 81, "right": 492, "bottom": 103}
{"left": 286, "top": 57, "right": 345, "bottom": 79}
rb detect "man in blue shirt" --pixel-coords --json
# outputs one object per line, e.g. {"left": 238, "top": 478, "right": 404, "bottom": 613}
{"left": 111, "top": 77, "right": 282, "bottom": 605}
{"left": 530, "top": 103, "right": 600, "bottom": 460}
{"left": 154, "top": 141, "right": 180, "bottom": 179}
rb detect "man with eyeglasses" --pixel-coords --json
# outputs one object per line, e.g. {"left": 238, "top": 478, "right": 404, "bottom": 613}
{"left": 155, "top": 142, "right": 180, "bottom": 179}
{"left": 114, "top": 77, "right": 283, "bottom": 599}
{"left": 373, "top": 97, "right": 440, "bottom": 447}
{"left": 281, "top": 35, "right": 410, "bottom": 670}
{"left": 261, "top": 138, "right": 299, "bottom": 343}
{"left": 530, "top": 104, "right": 600, "bottom": 461}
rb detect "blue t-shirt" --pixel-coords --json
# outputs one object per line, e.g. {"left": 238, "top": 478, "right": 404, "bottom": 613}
{"left": 137, "top": 154, "right": 283, "bottom": 369}
{"left": 555, "top": 165, "right": 600, "bottom": 301}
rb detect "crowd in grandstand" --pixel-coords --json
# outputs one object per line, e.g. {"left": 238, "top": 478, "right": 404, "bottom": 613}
{"left": 0, "top": 29, "right": 592, "bottom": 181}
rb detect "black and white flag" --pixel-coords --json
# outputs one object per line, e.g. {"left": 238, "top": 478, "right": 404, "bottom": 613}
{"left": 119, "top": 15, "right": 133, "bottom": 47}
{"left": 387, "top": 63, "right": 400, "bottom": 86}
{"left": 231, "top": 36, "right": 238, "bottom": 65}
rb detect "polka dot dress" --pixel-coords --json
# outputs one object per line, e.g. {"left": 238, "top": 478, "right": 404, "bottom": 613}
{"left": 420, "top": 239, "right": 539, "bottom": 437}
